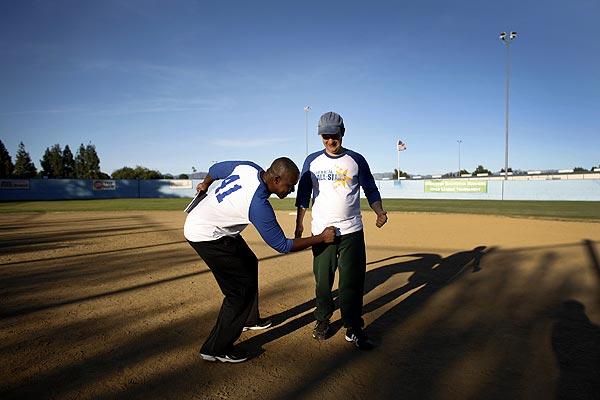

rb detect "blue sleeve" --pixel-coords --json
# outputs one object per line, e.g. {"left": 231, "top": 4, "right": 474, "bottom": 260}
{"left": 351, "top": 151, "right": 382, "bottom": 205}
{"left": 209, "top": 161, "right": 261, "bottom": 180}
{"left": 295, "top": 152, "right": 320, "bottom": 208}
{"left": 249, "top": 193, "right": 293, "bottom": 254}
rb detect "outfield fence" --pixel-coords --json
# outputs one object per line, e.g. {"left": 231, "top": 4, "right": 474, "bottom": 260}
{"left": 1, "top": 176, "right": 600, "bottom": 201}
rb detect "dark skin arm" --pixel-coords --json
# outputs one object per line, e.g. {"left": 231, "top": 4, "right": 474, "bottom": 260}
{"left": 195, "top": 173, "right": 214, "bottom": 193}
{"left": 291, "top": 226, "right": 335, "bottom": 251}
{"left": 294, "top": 207, "right": 335, "bottom": 250}
{"left": 295, "top": 200, "right": 385, "bottom": 244}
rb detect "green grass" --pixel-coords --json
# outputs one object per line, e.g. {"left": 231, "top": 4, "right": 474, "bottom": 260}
{"left": 0, "top": 198, "right": 188, "bottom": 212}
{"left": 0, "top": 198, "right": 599, "bottom": 221}
{"left": 366, "top": 199, "right": 600, "bottom": 221}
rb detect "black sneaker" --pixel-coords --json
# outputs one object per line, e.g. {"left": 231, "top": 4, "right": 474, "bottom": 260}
{"left": 200, "top": 351, "right": 248, "bottom": 363}
{"left": 312, "top": 319, "right": 330, "bottom": 340}
{"left": 243, "top": 318, "right": 272, "bottom": 332}
{"left": 345, "top": 328, "right": 374, "bottom": 351}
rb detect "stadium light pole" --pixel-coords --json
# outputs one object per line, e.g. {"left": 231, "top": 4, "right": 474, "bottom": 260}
{"left": 304, "top": 106, "right": 311, "bottom": 156}
{"left": 457, "top": 140, "right": 462, "bottom": 176}
{"left": 499, "top": 31, "right": 517, "bottom": 180}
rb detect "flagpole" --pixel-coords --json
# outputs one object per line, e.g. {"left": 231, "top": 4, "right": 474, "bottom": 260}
{"left": 397, "top": 145, "right": 400, "bottom": 180}
{"left": 396, "top": 139, "right": 406, "bottom": 179}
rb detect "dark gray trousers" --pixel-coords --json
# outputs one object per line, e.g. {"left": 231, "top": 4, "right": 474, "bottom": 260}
{"left": 188, "top": 235, "right": 259, "bottom": 355}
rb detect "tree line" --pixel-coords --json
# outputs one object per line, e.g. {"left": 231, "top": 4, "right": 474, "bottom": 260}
{"left": 2, "top": 139, "right": 596, "bottom": 181}
{"left": 0, "top": 140, "right": 186, "bottom": 179}
{"left": 394, "top": 163, "right": 599, "bottom": 179}
{"left": 0, "top": 140, "right": 107, "bottom": 179}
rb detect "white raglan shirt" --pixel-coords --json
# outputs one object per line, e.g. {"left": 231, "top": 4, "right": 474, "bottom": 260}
{"left": 295, "top": 149, "right": 381, "bottom": 236}
{"left": 184, "top": 161, "right": 293, "bottom": 254}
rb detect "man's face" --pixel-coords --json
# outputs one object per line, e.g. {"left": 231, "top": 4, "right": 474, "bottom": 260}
{"left": 320, "top": 132, "right": 343, "bottom": 155}
{"left": 273, "top": 172, "right": 299, "bottom": 199}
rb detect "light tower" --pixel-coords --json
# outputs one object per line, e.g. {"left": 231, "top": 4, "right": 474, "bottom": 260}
{"left": 304, "top": 106, "right": 311, "bottom": 156}
{"left": 457, "top": 139, "right": 462, "bottom": 176}
{"left": 499, "top": 31, "right": 517, "bottom": 180}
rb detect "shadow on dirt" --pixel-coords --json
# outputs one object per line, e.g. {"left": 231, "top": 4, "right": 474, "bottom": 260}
{"left": 552, "top": 300, "right": 600, "bottom": 398}
{"left": 243, "top": 246, "right": 493, "bottom": 356}
{"left": 243, "top": 246, "right": 493, "bottom": 398}
{"left": 2, "top": 237, "right": 599, "bottom": 400}
{"left": 243, "top": 246, "right": 489, "bottom": 357}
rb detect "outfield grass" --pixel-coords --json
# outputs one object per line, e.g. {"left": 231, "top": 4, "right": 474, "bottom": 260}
{"left": 0, "top": 199, "right": 188, "bottom": 212}
{"left": 0, "top": 198, "right": 598, "bottom": 221}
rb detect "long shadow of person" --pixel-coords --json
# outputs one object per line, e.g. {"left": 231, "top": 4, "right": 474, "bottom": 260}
{"left": 365, "top": 246, "right": 490, "bottom": 322}
{"left": 351, "top": 246, "right": 494, "bottom": 399}
{"left": 552, "top": 300, "right": 600, "bottom": 399}
{"left": 242, "top": 246, "right": 491, "bottom": 358}
{"left": 249, "top": 253, "right": 444, "bottom": 343}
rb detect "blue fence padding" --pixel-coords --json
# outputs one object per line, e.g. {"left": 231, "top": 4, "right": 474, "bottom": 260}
{"left": 502, "top": 179, "right": 600, "bottom": 201}
{"left": 1, "top": 178, "right": 599, "bottom": 201}
{"left": 374, "top": 179, "right": 600, "bottom": 201}
{"left": 0, "top": 179, "right": 196, "bottom": 200}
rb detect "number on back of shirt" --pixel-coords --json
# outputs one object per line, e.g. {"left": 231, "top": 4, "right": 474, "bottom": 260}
{"left": 215, "top": 175, "right": 242, "bottom": 203}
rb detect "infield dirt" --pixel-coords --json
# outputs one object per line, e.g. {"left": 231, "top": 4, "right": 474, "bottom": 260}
{"left": 1, "top": 211, "right": 599, "bottom": 399}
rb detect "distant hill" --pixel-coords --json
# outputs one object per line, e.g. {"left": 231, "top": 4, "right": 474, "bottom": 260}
{"left": 188, "top": 172, "right": 208, "bottom": 179}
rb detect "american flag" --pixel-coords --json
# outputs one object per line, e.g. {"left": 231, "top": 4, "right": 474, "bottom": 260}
{"left": 397, "top": 140, "right": 407, "bottom": 151}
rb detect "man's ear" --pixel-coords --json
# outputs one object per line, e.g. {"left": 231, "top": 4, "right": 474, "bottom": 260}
{"left": 274, "top": 176, "right": 281, "bottom": 184}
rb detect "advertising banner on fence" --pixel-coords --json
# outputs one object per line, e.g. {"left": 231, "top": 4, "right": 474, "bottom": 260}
{"left": 169, "top": 180, "right": 193, "bottom": 189}
{"left": 424, "top": 180, "right": 488, "bottom": 193}
{"left": 0, "top": 180, "right": 30, "bottom": 190}
{"left": 93, "top": 180, "right": 116, "bottom": 190}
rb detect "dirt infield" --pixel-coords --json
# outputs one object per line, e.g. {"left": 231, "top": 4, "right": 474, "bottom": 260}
{"left": 1, "top": 211, "right": 599, "bottom": 399}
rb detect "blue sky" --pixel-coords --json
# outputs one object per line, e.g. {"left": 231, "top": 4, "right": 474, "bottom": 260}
{"left": 1, "top": 0, "right": 598, "bottom": 176}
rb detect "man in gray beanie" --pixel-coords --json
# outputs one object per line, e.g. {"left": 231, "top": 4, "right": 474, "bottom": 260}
{"left": 294, "top": 111, "right": 388, "bottom": 350}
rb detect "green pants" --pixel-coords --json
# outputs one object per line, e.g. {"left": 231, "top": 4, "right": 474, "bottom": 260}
{"left": 312, "top": 230, "right": 366, "bottom": 329}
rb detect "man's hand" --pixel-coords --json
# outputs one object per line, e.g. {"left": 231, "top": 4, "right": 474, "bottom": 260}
{"left": 370, "top": 201, "right": 388, "bottom": 228}
{"left": 319, "top": 226, "right": 336, "bottom": 243}
{"left": 196, "top": 182, "right": 207, "bottom": 193}
{"left": 196, "top": 173, "right": 214, "bottom": 194}
{"left": 375, "top": 211, "right": 388, "bottom": 228}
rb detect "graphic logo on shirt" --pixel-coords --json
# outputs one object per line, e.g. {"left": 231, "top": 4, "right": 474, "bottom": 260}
{"left": 314, "top": 165, "right": 352, "bottom": 188}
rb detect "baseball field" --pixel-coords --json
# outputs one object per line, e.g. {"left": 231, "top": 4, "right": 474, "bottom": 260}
{"left": 1, "top": 202, "right": 599, "bottom": 399}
